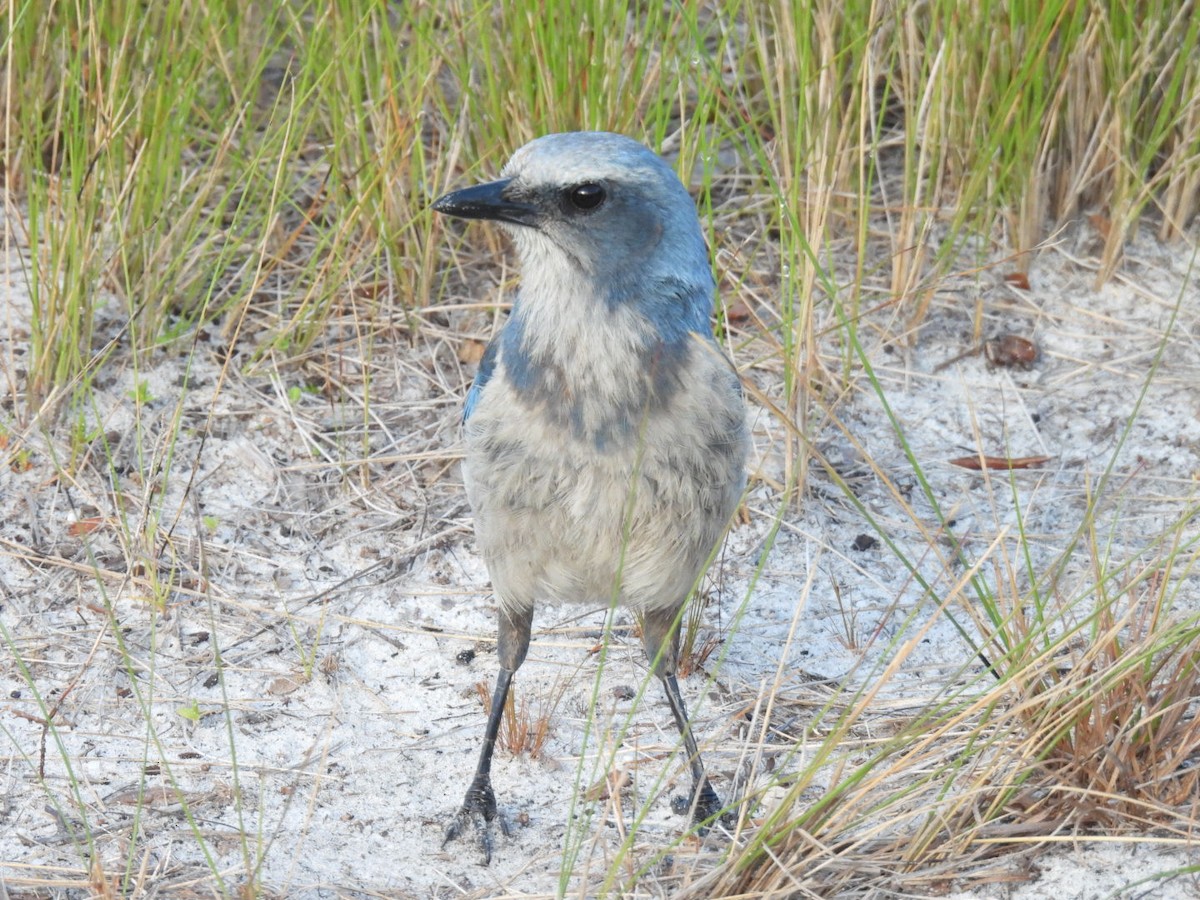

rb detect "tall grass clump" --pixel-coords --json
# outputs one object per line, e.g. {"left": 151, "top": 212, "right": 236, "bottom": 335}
{"left": 716, "top": 0, "right": 1199, "bottom": 493}
{"left": 5, "top": 1, "right": 1196, "bottom": 427}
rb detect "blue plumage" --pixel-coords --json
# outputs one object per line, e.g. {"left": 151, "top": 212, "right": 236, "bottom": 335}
{"left": 462, "top": 338, "right": 497, "bottom": 423}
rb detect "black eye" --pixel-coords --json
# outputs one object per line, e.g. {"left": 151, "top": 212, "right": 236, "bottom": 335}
{"left": 565, "top": 182, "right": 606, "bottom": 211}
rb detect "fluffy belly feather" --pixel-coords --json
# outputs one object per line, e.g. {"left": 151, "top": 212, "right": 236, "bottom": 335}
{"left": 464, "top": 377, "right": 744, "bottom": 614}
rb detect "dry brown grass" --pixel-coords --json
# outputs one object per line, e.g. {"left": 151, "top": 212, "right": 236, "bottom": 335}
{"left": 669, "top": 540, "right": 1200, "bottom": 897}
{"left": 475, "top": 677, "right": 565, "bottom": 760}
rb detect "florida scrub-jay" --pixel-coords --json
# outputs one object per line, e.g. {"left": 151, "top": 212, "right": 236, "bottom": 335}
{"left": 432, "top": 131, "right": 747, "bottom": 862}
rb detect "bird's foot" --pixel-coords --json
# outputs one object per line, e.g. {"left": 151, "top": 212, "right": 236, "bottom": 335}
{"left": 671, "top": 778, "right": 731, "bottom": 832}
{"left": 443, "top": 775, "right": 511, "bottom": 865}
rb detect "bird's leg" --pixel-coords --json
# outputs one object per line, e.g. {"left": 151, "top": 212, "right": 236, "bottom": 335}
{"left": 444, "top": 603, "right": 533, "bottom": 864}
{"left": 641, "top": 606, "right": 726, "bottom": 828}
{"left": 443, "top": 666, "right": 513, "bottom": 860}
{"left": 660, "top": 672, "right": 724, "bottom": 823}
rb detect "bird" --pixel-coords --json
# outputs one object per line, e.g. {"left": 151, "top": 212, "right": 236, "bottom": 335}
{"left": 431, "top": 131, "right": 747, "bottom": 863}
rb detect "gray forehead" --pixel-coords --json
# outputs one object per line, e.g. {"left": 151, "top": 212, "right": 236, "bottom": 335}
{"left": 501, "top": 132, "right": 677, "bottom": 189}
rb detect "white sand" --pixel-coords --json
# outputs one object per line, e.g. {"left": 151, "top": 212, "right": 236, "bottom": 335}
{"left": 1, "top": 227, "right": 1197, "bottom": 897}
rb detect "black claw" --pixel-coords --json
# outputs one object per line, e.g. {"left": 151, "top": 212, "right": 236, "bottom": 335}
{"left": 672, "top": 778, "right": 730, "bottom": 832}
{"left": 443, "top": 776, "right": 507, "bottom": 864}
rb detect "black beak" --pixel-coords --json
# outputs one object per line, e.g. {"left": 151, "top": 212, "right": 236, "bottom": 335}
{"left": 431, "top": 178, "right": 540, "bottom": 228}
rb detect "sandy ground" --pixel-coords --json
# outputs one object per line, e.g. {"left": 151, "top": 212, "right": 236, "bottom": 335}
{"left": 1, "top": 219, "right": 1198, "bottom": 899}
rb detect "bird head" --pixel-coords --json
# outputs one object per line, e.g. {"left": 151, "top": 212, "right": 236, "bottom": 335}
{"left": 432, "top": 132, "right": 714, "bottom": 331}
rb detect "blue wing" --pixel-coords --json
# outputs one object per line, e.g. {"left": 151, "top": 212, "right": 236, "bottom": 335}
{"left": 463, "top": 337, "right": 499, "bottom": 422}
